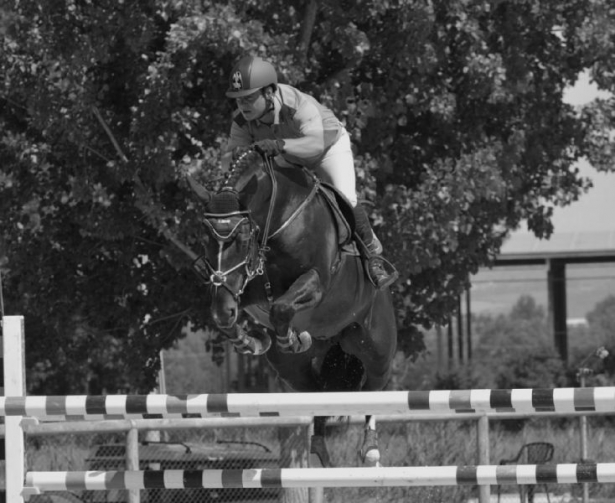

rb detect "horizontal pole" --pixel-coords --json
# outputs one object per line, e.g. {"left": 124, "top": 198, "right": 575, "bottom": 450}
{"left": 5, "top": 408, "right": 615, "bottom": 437}
{"left": 16, "top": 416, "right": 313, "bottom": 435}
{"left": 3, "top": 388, "right": 615, "bottom": 418}
{"left": 25, "top": 463, "right": 615, "bottom": 491}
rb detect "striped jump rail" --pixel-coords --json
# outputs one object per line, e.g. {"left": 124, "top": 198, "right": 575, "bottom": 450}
{"left": 3, "top": 387, "right": 615, "bottom": 418}
{"left": 25, "top": 463, "right": 615, "bottom": 491}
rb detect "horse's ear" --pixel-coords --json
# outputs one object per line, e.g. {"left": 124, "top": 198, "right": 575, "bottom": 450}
{"left": 187, "top": 174, "right": 211, "bottom": 203}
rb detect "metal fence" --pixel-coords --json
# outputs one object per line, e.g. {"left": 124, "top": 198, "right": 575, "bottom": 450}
{"left": 20, "top": 413, "right": 615, "bottom": 503}
{"left": 24, "top": 422, "right": 306, "bottom": 503}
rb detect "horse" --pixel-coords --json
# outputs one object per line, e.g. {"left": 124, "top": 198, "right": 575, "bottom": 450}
{"left": 190, "top": 151, "right": 398, "bottom": 467}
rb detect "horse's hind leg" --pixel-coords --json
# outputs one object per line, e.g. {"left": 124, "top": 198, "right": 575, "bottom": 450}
{"left": 339, "top": 292, "right": 397, "bottom": 392}
{"left": 309, "top": 416, "right": 332, "bottom": 468}
{"left": 359, "top": 415, "right": 380, "bottom": 467}
{"left": 339, "top": 291, "right": 397, "bottom": 466}
{"left": 338, "top": 323, "right": 395, "bottom": 393}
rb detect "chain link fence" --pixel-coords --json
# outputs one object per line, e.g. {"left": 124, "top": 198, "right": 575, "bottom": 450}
{"left": 20, "top": 413, "right": 615, "bottom": 503}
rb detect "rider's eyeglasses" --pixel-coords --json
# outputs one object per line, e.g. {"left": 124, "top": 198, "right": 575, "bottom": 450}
{"left": 236, "top": 91, "right": 262, "bottom": 105}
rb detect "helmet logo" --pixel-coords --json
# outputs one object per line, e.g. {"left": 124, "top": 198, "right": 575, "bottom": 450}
{"left": 231, "top": 71, "right": 243, "bottom": 90}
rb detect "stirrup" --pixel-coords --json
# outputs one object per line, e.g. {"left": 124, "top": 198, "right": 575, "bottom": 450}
{"left": 368, "top": 256, "right": 399, "bottom": 290}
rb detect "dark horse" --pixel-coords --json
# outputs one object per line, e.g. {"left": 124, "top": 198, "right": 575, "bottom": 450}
{"left": 191, "top": 152, "right": 397, "bottom": 466}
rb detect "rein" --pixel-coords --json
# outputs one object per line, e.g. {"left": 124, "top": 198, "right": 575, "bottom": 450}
{"left": 259, "top": 155, "right": 277, "bottom": 252}
{"left": 256, "top": 159, "right": 321, "bottom": 302}
{"left": 269, "top": 172, "right": 320, "bottom": 239}
{"left": 258, "top": 155, "right": 278, "bottom": 303}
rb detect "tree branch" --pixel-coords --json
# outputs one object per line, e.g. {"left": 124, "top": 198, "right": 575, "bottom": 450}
{"left": 296, "top": 0, "right": 319, "bottom": 66}
{"left": 92, "top": 106, "right": 129, "bottom": 163}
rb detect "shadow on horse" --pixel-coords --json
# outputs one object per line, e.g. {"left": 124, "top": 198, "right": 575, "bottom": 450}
{"left": 190, "top": 151, "right": 397, "bottom": 467}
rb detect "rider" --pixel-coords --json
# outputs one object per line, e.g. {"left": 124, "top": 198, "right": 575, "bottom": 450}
{"left": 222, "top": 55, "right": 397, "bottom": 290}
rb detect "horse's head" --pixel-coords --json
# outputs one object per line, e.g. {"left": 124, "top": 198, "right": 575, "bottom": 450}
{"left": 193, "top": 188, "right": 263, "bottom": 328}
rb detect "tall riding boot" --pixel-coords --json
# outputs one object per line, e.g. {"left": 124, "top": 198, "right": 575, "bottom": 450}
{"left": 352, "top": 205, "right": 398, "bottom": 290}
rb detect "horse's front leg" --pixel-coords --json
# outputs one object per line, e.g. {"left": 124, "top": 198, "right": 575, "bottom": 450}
{"left": 270, "top": 268, "right": 323, "bottom": 353}
{"left": 218, "top": 322, "right": 272, "bottom": 356}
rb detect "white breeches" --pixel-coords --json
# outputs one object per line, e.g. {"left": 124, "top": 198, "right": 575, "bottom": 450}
{"left": 313, "top": 130, "right": 358, "bottom": 207}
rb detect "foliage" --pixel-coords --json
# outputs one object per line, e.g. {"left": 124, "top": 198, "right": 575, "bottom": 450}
{"left": 580, "top": 295, "right": 615, "bottom": 383}
{"left": 473, "top": 295, "right": 551, "bottom": 357}
{"left": 586, "top": 295, "right": 615, "bottom": 343}
{"left": 1, "top": 0, "right": 615, "bottom": 392}
{"left": 493, "top": 346, "right": 567, "bottom": 389}
{"left": 163, "top": 327, "right": 229, "bottom": 393}
{"left": 429, "top": 295, "right": 566, "bottom": 389}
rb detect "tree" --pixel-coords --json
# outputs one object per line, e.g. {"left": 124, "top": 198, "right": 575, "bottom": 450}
{"left": 580, "top": 295, "right": 615, "bottom": 383}
{"left": 1, "top": 0, "right": 615, "bottom": 392}
{"left": 163, "top": 329, "right": 217, "bottom": 393}
{"left": 474, "top": 296, "right": 550, "bottom": 352}
{"left": 586, "top": 295, "right": 615, "bottom": 344}
{"left": 469, "top": 295, "right": 564, "bottom": 387}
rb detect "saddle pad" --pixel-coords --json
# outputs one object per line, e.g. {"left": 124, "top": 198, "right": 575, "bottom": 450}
{"left": 318, "top": 182, "right": 355, "bottom": 246}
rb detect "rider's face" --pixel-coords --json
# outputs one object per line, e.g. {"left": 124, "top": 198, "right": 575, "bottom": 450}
{"left": 236, "top": 90, "right": 267, "bottom": 121}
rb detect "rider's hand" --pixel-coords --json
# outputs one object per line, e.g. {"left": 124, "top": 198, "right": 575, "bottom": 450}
{"left": 253, "top": 139, "right": 285, "bottom": 157}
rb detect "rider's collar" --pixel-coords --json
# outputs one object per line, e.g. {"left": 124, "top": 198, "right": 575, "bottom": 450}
{"left": 256, "top": 90, "right": 281, "bottom": 126}
{"left": 271, "top": 91, "right": 282, "bottom": 125}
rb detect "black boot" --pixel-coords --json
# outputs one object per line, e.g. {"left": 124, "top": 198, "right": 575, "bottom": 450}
{"left": 352, "top": 205, "right": 398, "bottom": 290}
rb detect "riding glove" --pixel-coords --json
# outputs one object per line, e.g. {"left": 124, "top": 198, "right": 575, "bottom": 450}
{"left": 253, "top": 139, "right": 285, "bottom": 157}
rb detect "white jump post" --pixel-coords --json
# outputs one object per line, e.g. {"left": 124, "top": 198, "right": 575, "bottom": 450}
{"left": 2, "top": 315, "right": 26, "bottom": 503}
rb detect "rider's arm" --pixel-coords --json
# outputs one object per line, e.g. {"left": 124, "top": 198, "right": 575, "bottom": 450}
{"left": 281, "top": 101, "right": 328, "bottom": 159}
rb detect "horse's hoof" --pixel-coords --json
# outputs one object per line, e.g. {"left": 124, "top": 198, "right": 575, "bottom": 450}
{"left": 360, "top": 446, "right": 381, "bottom": 467}
{"left": 247, "top": 329, "right": 272, "bottom": 355}
{"left": 310, "top": 435, "right": 332, "bottom": 468}
{"left": 359, "top": 428, "right": 380, "bottom": 467}
{"left": 277, "top": 328, "right": 312, "bottom": 354}
{"left": 230, "top": 326, "right": 272, "bottom": 355}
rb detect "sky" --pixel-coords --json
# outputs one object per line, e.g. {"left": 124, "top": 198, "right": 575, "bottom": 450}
{"left": 542, "top": 72, "right": 613, "bottom": 234}
{"left": 470, "top": 73, "right": 615, "bottom": 318}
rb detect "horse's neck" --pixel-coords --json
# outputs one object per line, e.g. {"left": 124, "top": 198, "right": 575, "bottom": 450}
{"left": 245, "top": 168, "right": 312, "bottom": 225}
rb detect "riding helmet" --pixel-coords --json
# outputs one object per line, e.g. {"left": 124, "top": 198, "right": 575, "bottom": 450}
{"left": 226, "top": 56, "right": 278, "bottom": 98}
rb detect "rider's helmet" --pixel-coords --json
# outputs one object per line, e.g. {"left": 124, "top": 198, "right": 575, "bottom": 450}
{"left": 226, "top": 56, "right": 278, "bottom": 98}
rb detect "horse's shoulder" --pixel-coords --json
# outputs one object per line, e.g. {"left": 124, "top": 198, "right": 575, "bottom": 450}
{"left": 271, "top": 167, "right": 355, "bottom": 246}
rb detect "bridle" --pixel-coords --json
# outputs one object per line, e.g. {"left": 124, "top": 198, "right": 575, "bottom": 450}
{"left": 192, "top": 203, "right": 266, "bottom": 300}
{"left": 193, "top": 153, "right": 319, "bottom": 303}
